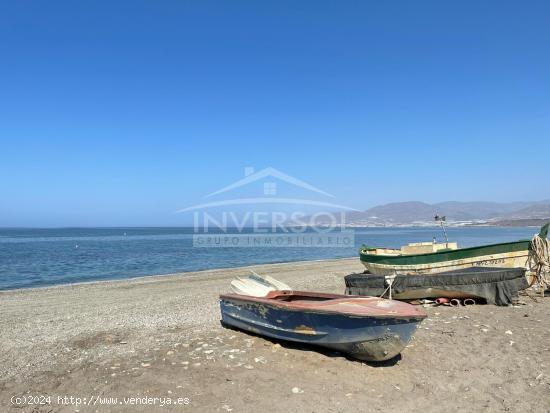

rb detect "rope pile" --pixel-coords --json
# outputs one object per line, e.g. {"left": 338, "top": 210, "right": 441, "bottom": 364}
{"left": 527, "top": 233, "right": 550, "bottom": 295}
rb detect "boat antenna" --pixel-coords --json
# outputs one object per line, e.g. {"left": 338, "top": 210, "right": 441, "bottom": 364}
{"left": 434, "top": 215, "right": 449, "bottom": 247}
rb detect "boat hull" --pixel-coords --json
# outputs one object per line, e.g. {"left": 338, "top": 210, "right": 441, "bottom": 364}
{"left": 360, "top": 240, "right": 530, "bottom": 276}
{"left": 220, "top": 294, "right": 424, "bottom": 361}
{"left": 345, "top": 267, "right": 529, "bottom": 305}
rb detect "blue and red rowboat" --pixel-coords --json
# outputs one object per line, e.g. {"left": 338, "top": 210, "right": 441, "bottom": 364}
{"left": 220, "top": 290, "right": 426, "bottom": 361}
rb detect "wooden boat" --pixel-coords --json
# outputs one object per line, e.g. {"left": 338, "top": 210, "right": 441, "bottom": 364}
{"left": 360, "top": 240, "right": 530, "bottom": 275}
{"left": 220, "top": 290, "right": 426, "bottom": 361}
{"left": 359, "top": 223, "right": 549, "bottom": 276}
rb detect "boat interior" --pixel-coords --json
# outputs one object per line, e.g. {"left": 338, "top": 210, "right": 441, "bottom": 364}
{"left": 271, "top": 294, "right": 334, "bottom": 302}
{"left": 362, "top": 241, "right": 458, "bottom": 256}
{"left": 266, "top": 290, "right": 341, "bottom": 302}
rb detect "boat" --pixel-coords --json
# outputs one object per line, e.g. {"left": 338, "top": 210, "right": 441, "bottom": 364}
{"left": 359, "top": 223, "right": 549, "bottom": 276}
{"left": 220, "top": 290, "right": 426, "bottom": 361}
{"left": 345, "top": 267, "right": 529, "bottom": 306}
{"left": 360, "top": 239, "right": 530, "bottom": 275}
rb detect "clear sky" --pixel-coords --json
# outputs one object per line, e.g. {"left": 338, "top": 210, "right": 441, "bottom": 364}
{"left": 1, "top": 1, "right": 549, "bottom": 226}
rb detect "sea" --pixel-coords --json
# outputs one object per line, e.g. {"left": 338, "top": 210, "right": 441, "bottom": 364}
{"left": 0, "top": 226, "right": 538, "bottom": 290}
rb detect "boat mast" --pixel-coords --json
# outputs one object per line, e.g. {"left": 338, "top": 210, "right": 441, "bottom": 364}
{"left": 434, "top": 215, "right": 449, "bottom": 248}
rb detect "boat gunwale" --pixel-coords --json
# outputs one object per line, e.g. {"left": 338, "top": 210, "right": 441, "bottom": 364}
{"left": 219, "top": 291, "right": 427, "bottom": 319}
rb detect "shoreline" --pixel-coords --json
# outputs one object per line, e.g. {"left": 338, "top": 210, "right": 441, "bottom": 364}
{"left": 0, "top": 256, "right": 358, "bottom": 294}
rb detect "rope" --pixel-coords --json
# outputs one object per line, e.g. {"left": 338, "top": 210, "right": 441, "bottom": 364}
{"left": 526, "top": 233, "right": 550, "bottom": 295}
{"left": 379, "top": 273, "right": 397, "bottom": 299}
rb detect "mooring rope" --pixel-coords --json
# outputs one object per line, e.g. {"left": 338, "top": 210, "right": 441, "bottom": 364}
{"left": 379, "top": 273, "right": 397, "bottom": 299}
{"left": 526, "top": 233, "right": 550, "bottom": 293}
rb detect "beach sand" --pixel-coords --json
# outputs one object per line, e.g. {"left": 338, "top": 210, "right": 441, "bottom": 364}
{"left": 1, "top": 258, "right": 549, "bottom": 412}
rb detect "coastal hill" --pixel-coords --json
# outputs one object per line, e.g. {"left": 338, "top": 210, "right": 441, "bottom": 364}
{"left": 307, "top": 200, "right": 550, "bottom": 226}
{"left": 500, "top": 203, "right": 550, "bottom": 220}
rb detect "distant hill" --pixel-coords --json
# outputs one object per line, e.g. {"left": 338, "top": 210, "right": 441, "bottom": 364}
{"left": 362, "top": 201, "right": 437, "bottom": 223}
{"left": 361, "top": 201, "right": 538, "bottom": 223}
{"left": 491, "top": 218, "right": 550, "bottom": 227}
{"left": 298, "top": 199, "right": 550, "bottom": 226}
{"left": 432, "top": 201, "right": 531, "bottom": 220}
{"left": 500, "top": 203, "right": 550, "bottom": 220}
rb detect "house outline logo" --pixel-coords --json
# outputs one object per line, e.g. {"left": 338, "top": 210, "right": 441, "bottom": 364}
{"left": 177, "top": 166, "right": 359, "bottom": 213}
{"left": 206, "top": 166, "right": 334, "bottom": 198}
{"left": 183, "top": 166, "right": 356, "bottom": 247}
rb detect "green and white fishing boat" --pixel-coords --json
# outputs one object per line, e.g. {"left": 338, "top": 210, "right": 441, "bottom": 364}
{"left": 359, "top": 223, "right": 549, "bottom": 277}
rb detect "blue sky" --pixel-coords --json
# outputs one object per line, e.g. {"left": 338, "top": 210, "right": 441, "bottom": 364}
{"left": 1, "top": 1, "right": 549, "bottom": 226}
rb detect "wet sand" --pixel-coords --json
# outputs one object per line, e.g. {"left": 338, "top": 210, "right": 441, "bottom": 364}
{"left": 1, "top": 258, "right": 549, "bottom": 412}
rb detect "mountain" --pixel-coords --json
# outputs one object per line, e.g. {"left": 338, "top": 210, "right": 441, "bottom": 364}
{"left": 432, "top": 201, "right": 530, "bottom": 220}
{"left": 336, "top": 200, "right": 550, "bottom": 226}
{"left": 289, "top": 199, "right": 550, "bottom": 227}
{"left": 500, "top": 203, "right": 550, "bottom": 220}
{"left": 362, "top": 201, "right": 437, "bottom": 223}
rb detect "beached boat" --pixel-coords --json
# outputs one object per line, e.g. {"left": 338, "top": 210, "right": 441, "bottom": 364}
{"left": 359, "top": 223, "right": 549, "bottom": 276}
{"left": 345, "top": 267, "right": 529, "bottom": 306}
{"left": 360, "top": 240, "right": 530, "bottom": 275}
{"left": 220, "top": 290, "right": 426, "bottom": 361}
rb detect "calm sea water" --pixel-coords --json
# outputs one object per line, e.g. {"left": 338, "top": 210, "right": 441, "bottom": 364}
{"left": 0, "top": 226, "right": 538, "bottom": 290}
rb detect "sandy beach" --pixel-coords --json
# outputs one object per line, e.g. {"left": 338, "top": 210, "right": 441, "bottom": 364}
{"left": 1, "top": 258, "right": 549, "bottom": 412}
